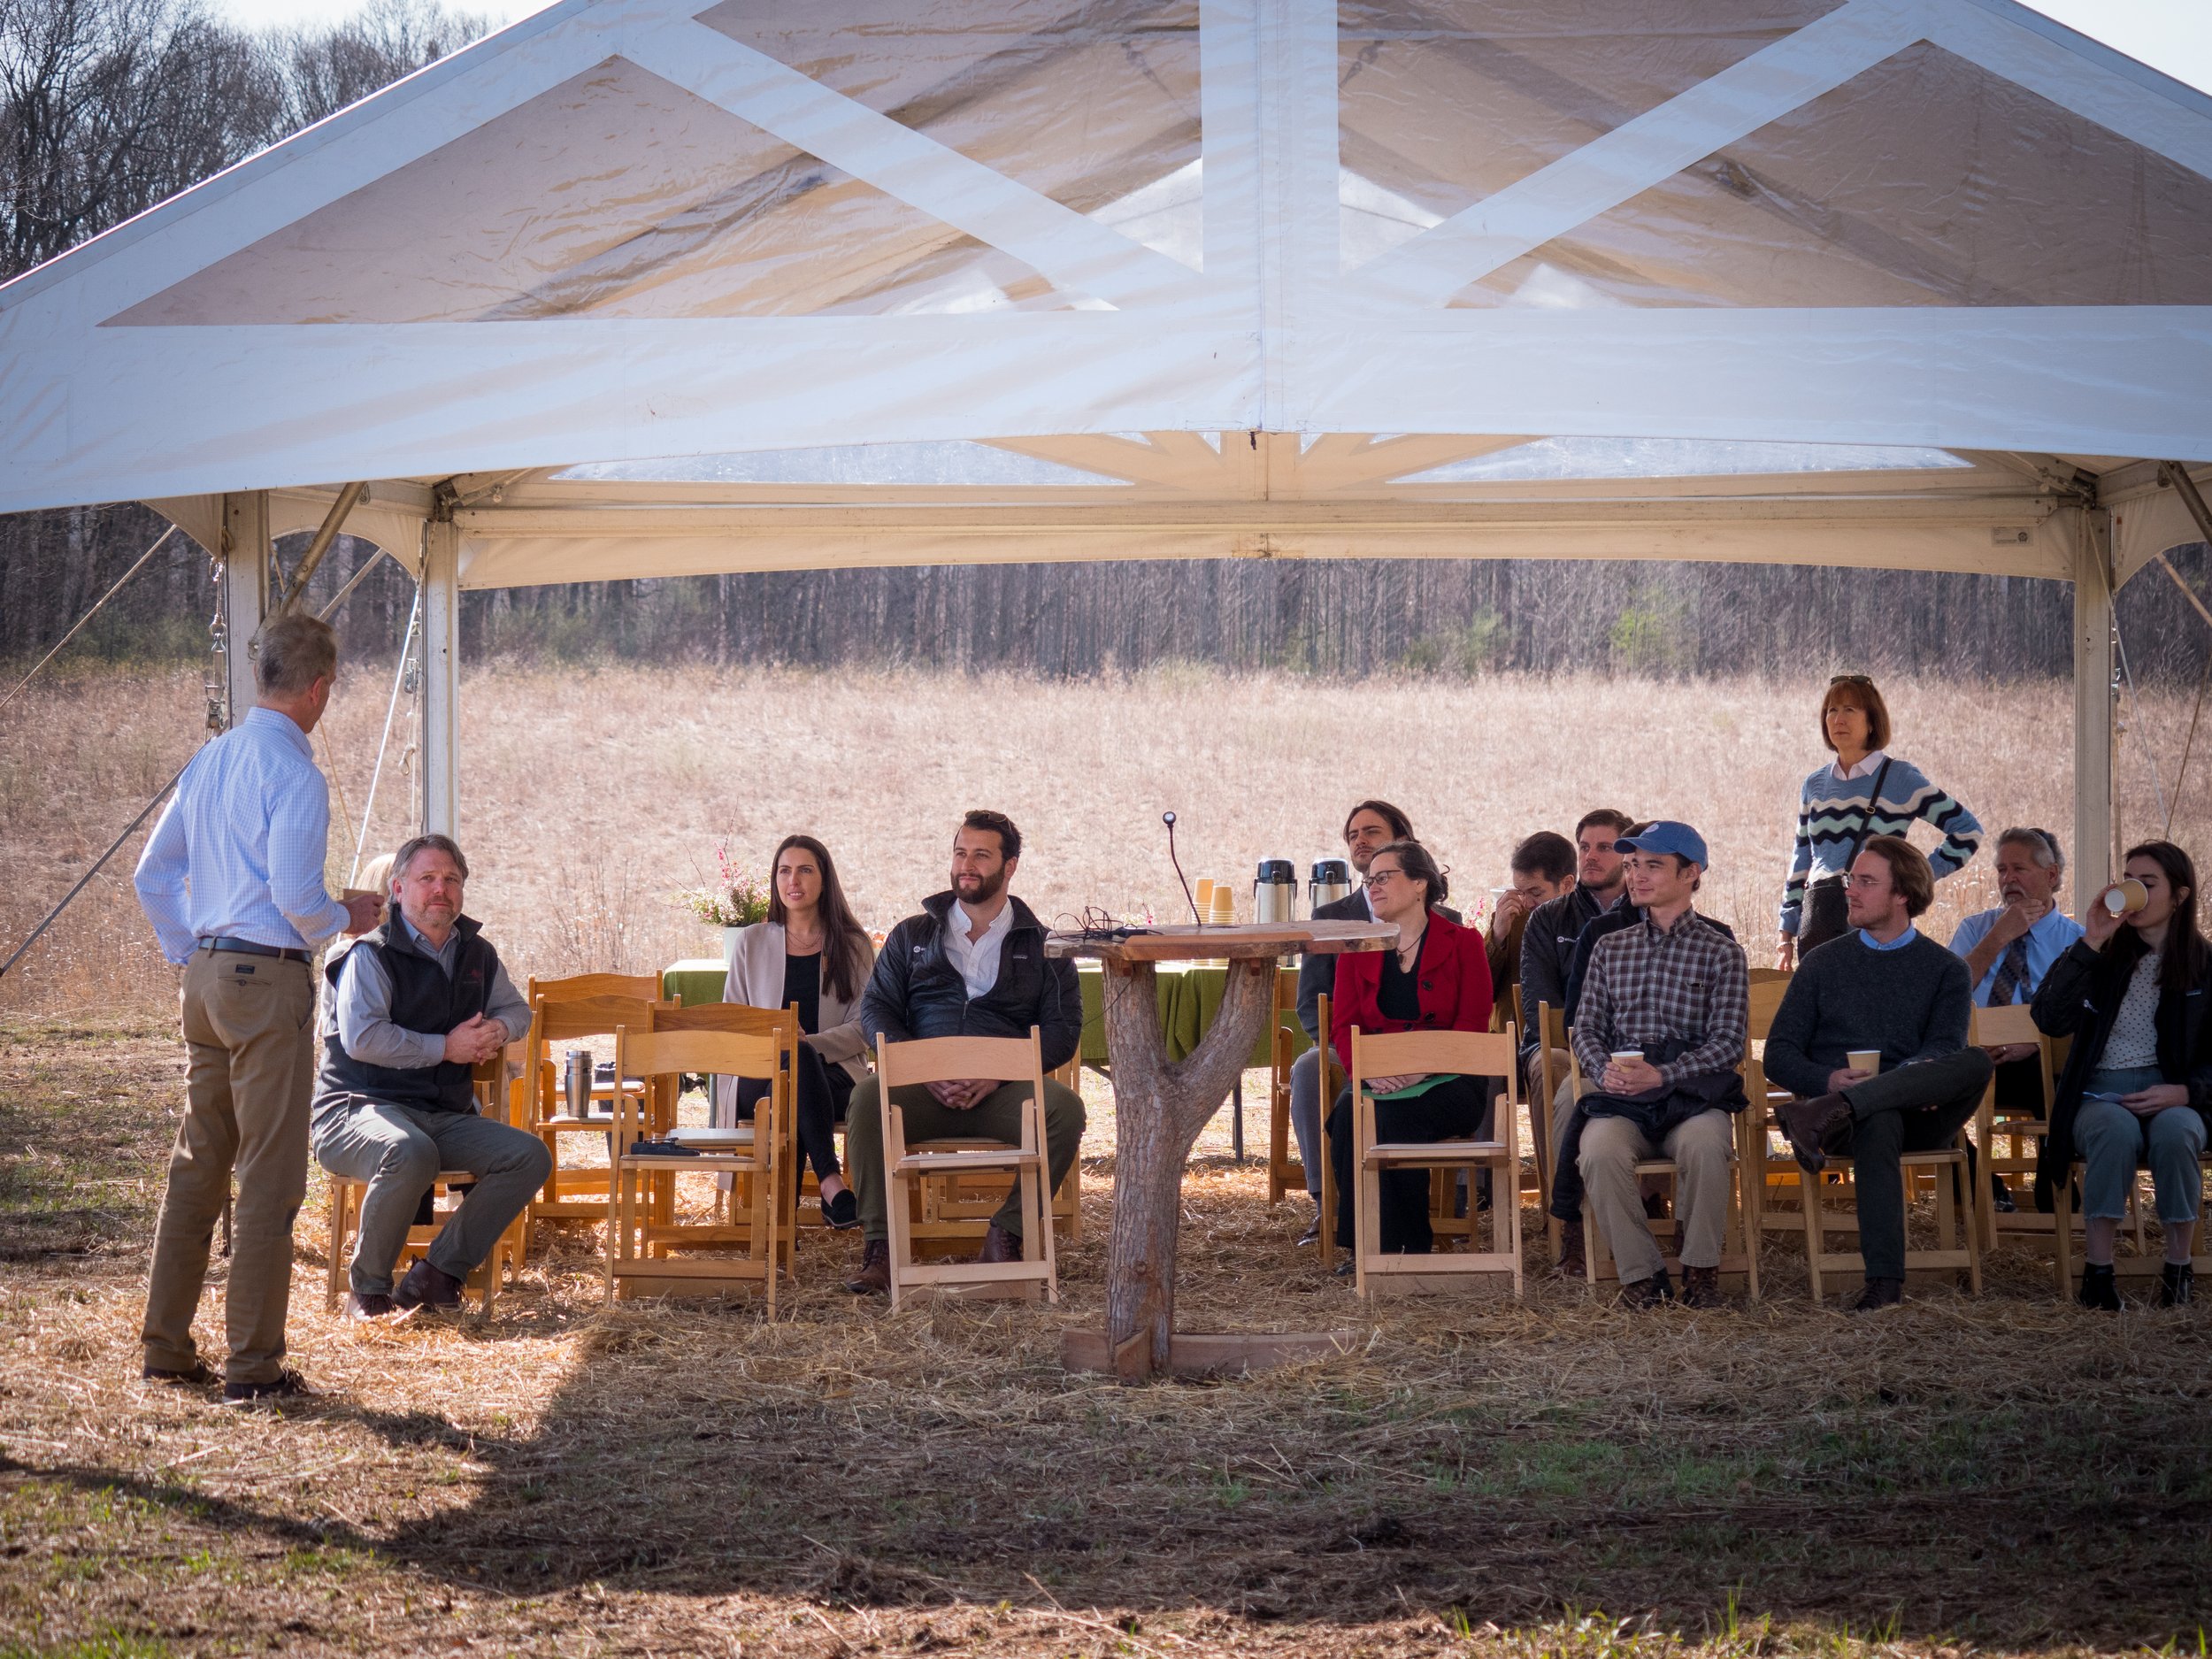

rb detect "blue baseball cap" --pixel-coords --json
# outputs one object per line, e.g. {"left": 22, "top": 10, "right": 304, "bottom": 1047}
{"left": 1616, "top": 820, "right": 1709, "bottom": 869}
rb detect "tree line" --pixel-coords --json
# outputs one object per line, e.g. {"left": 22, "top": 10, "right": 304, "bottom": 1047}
{"left": 3, "top": 0, "right": 2207, "bottom": 686}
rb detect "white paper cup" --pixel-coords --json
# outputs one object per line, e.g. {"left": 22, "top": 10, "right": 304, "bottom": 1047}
{"left": 1847, "top": 1049, "right": 1881, "bottom": 1075}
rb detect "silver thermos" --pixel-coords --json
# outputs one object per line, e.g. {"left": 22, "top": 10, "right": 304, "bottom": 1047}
{"left": 1253, "top": 858, "right": 1295, "bottom": 924}
{"left": 564, "top": 1048, "right": 594, "bottom": 1118}
{"left": 1310, "top": 857, "right": 1351, "bottom": 914}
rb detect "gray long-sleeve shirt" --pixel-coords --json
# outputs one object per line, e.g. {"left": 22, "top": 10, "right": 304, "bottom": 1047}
{"left": 325, "top": 918, "right": 530, "bottom": 1069}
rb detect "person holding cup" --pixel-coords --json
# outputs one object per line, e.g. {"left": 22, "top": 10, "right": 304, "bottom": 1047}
{"left": 2031, "top": 841, "right": 2212, "bottom": 1310}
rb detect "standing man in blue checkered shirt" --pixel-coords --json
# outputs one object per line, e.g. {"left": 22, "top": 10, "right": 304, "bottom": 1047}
{"left": 133, "top": 612, "right": 383, "bottom": 1404}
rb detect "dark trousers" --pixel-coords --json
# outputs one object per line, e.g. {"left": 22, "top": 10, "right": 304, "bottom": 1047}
{"left": 1834, "top": 1048, "right": 1994, "bottom": 1281}
{"left": 737, "top": 1044, "right": 854, "bottom": 1185}
{"left": 1328, "top": 1074, "right": 1487, "bottom": 1253}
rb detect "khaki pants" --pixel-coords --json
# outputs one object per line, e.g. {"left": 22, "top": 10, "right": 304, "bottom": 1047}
{"left": 142, "top": 950, "right": 316, "bottom": 1385}
{"left": 846, "top": 1076, "right": 1086, "bottom": 1243}
{"left": 1578, "top": 1110, "right": 1735, "bottom": 1286}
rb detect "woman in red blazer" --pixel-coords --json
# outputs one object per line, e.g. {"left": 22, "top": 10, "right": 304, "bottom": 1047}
{"left": 1327, "top": 840, "right": 1494, "bottom": 1263}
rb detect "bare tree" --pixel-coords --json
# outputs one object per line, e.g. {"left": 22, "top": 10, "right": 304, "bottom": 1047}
{"left": 274, "top": 0, "right": 495, "bottom": 130}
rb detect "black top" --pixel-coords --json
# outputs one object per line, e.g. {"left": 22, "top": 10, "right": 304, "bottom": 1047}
{"left": 784, "top": 949, "right": 821, "bottom": 1037}
{"left": 1377, "top": 928, "right": 1424, "bottom": 1022}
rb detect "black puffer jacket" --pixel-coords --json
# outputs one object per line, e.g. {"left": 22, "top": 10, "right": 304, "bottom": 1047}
{"left": 860, "top": 892, "right": 1081, "bottom": 1072}
{"left": 2032, "top": 935, "right": 2212, "bottom": 1176}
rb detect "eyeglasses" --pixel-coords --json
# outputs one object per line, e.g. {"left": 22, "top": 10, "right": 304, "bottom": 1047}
{"left": 1363, "top": 867, "right": 1403, "bottom": 889}
{"left": 1828, "top": 673, "right": 1873, "bottom": 686}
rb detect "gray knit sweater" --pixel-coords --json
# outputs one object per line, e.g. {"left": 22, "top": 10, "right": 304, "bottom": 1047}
{"left": 1763, "top": 931, "right": 1973, "bottom": 1101}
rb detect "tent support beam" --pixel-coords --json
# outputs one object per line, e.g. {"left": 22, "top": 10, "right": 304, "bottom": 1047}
{"left": 220, "top": 492, "right": 269, "bottom": 726}
{"left": 419, "top": 518, "right": 460, "bottom": 839}
{"left": 2073, "top": 509, "right": 2117, "bottom": 914}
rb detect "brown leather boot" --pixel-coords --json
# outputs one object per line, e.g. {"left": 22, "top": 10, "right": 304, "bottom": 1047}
{"left": 979, "top": 1223, "right": 1023, "bottom": 1263}
{"left": 1552, "top": 1217, "right": 1586, "bottom": 1279}
{"left": 845, "top": 1239, "right": 890, "bottom": 1295}
{"left": 1678, "top": 1265, "right": 1723, "bottom": 1309}
{"left": 1776, "top": 1093, "right": 1852, "bottom": 1174}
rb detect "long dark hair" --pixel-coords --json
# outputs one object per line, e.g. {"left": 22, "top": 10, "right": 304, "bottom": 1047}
{"left": 2115, "top": 840, "right": 2208, "bottom": 993}
{"left": 766, "top": 833, "right": 872, "bottom": 1002}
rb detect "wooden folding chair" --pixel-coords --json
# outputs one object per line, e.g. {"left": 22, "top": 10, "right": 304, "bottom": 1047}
{"left": 1348, "top": 1025, "right": 1524, "bottom": 1300}
{"left": 651, "top": 1001, "right": 803, "bottom": 1254}
{"left": 902, "top": 1055, "right": 1083, "bottom": 1252}
{"left": 526, "top": 972, "right": 660, "bottom": 1003}
{"left": 1966, "top": 1003, "right": 2078, "bottom": 1263}
{"left": 520, "top": 992, "right": 673, "bottom": 1233}
{"left": 2051, "top": 1116, "right": 2211, "bottom": 1296}
{"left": 323, "top": 1054, "right": 529, "bottom": 1322}
{"left": 1743, "top": 979, "right": 1823, "bottom": 1237}
{"left": 606, "top": 1023, "right": 788, "bottom": 1310}
{"left": 1571, "top": 1046, "right": 1762, "bottom": 1301}
{"left": 876, "top": 1028, "right": 1058, "bottom": 1310}
{"left": 1796, "top": 1079, "right": 1982, "bottom": 1304}
{"left": 1266, "top": 967, "right": 1306, "bottom": 1208}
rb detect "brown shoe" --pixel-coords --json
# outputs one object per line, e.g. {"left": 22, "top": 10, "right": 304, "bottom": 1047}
{"left": 1848, "top": 1276, "right": 1904, "bottom": 1314}
{"left": 1678, "top": 1265, "right": 1723, "bottom": 1309}
{"left": 141, "top": 1359, "right": 215, "bottom": 1386}
{"left": 1551, "top": 1217, "right": 1586, "bottom": 1279}
{"left": 979, "top": 1223, "right": 1023, "bottom": 1264}
{"left": 845, "top": 1239, "right": 890, "bottom": 1295}
{"left": 1777, "top": 1093, "right": 1852, "bottom": 1174}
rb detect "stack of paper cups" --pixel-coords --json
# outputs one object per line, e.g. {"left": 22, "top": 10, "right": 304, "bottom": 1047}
{"left": 1209, "top": 886, "right": 1235, "bottom": 926}
{"left": 1194, "top": 877, "right": 1215, "bottom": 917}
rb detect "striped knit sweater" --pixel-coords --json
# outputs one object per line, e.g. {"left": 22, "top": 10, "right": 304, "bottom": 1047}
{"left": 1778, "top": 755, "right": 1983, "bottom": 937}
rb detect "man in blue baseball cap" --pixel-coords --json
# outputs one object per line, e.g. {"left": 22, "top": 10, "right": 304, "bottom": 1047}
{"left": 1563, "top": 821, "right": 1751, "bottom": 1308}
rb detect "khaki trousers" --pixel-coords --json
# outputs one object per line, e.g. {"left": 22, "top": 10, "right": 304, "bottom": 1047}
{"left": 1578, "top": 1109, "right": 1735, "bottom": 1286}
{"left": 142, "top": 950, "right": 316, "bottom": 1384}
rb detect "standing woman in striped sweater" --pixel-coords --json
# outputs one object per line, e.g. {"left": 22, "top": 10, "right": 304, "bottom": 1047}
{"left": 1777, "top": 675, "right": 1985, "bottom": 969}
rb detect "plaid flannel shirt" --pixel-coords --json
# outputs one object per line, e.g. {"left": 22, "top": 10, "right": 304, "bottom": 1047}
{"left": 1571, "top": 910, "right": 1748, "bottom": 1088}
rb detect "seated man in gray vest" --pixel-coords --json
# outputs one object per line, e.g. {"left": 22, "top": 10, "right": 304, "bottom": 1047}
{"left": 311, "top": 833, "right": 545, "bottom": 1318}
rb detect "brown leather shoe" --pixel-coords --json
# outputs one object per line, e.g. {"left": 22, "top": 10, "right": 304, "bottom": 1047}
{"left": 1551, "top": 1217, "right": 1586, "bottom": 1279}
{"left": 395, "top": 1258, "right": 463, "bottom": 1313}
{"left": 1777, "top": 1093, "right": 1852, "bottom": 1174}
{"left": 979, "top": 1223, "right": 1023, "bottom": 1264}
{"left": 1678, "top": 1265, "right": 1723, "bottom": 1309}
{"left": 845, "top": 1239, "right": 890, "bottom": 1295}
{"left": 1848, "top": 1276, "right": 1904, "bottom": 1313}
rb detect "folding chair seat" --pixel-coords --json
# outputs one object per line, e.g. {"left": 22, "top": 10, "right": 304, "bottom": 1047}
{"left": 1348, "top": 1025, "right": 1524, "bottom": 1301}
{"left": 519, "top": 991, "right": 673, "bottom": 1236}
{"left": 606, "top": 1020, "right": 791, "bottom": 1310}
{"left": 877, "top": 1028, "right": 1058, "bottom": 1310}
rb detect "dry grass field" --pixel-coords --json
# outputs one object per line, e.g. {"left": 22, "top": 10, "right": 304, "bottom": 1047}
{"left": 3, "top": 664, "right": 2210, "bottom": 1657}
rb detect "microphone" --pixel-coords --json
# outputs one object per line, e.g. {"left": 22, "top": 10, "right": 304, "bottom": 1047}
{"left": 1164, "top": 810, "right": 1201, "bottom": 925}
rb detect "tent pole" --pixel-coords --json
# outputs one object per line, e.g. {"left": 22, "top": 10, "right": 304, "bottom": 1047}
{"left": 2071, "top": 507, "right": 2117, "bottom": 912}
{"left": 419, "top": 518, "right": 460, "bottom": 838}
{"left": 220, "top": 492, "right": 270, "bottom": 726}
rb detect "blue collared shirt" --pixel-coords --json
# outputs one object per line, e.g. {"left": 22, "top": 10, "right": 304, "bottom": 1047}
{"left": 1947, "top": 904, "right": 2085, "bottom": 1006}
{"left": 133, "top": 707, "right": 349, "bottom": 964}
{"left": 1858, "top": 925, "right": 1921, "bottom": 952}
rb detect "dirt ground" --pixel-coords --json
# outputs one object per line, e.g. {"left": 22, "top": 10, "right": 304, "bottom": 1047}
{"left": 3, "top": 1015, "right": 2208, "bottom": 1659}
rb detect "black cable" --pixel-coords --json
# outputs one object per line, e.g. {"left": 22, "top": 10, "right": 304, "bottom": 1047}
{"left": 1163, "top": 810, "right": 1200, "bottom": 924}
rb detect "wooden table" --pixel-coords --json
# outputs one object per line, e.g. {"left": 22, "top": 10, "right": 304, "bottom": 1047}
{"left": 1046, "top": 919, "right": 1395, "bottom": 1381}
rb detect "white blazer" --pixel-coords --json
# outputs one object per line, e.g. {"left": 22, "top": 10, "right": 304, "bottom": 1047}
{"left": 722, "top": 919, "right": 874, "bottom": 1084}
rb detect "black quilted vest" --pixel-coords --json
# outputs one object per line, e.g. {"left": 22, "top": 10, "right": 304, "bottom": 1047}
{"left": 317, "top": 913, "right": 498, "bottom": 1113}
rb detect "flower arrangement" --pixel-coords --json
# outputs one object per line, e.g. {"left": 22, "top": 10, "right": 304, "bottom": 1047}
{"left": 679, "top": 841, "right": 771, "bottom": 929}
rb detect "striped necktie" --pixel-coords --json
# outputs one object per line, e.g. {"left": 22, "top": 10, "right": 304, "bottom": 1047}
{"left": 1988, "top": 933, "right": 2032, "bottom": 1007}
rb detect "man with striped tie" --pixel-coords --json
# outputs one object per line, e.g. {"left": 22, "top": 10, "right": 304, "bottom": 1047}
{"left": 133, "top": 612, "right": 383, "bottom": 1404}
{"left": 1948, "top": 827, "right": 2084, "bottom": 1211}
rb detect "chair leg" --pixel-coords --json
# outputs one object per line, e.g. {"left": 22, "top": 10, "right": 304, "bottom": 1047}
{"left": 1802, "top": 1171, "right": 1827, "bottom": 1303}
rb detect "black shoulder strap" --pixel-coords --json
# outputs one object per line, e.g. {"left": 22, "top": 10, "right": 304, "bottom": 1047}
{"left": 1845, "top": 757, "right": 1895, "bottom": 867}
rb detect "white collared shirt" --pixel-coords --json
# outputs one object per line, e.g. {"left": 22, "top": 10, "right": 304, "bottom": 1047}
{"left": 1832, "top": 749, "right": 1890, "bottom": 781}
{"left": 943, "top": 900, "right": 1015, "bottom": 1001}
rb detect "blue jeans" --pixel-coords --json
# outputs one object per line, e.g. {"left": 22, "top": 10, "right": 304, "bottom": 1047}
{"left": 2076, "top": 1067, "right": 2206, "bottom": 1225}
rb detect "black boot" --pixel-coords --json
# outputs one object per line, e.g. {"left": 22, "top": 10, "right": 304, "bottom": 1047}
{"left": 2157, "top": 1262, "right": 2193, "bottom": 1309}
{"left": 2078, "top": 1263, "right": 2122, "bottom": 1311}
{"left": 1620, "top": 1271, "right": 1673, "bottom": 1309}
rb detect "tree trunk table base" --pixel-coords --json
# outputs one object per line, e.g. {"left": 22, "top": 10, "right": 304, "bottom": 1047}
{"left": 1060, "top": 1329, "right": 1360, "bottom": 1379}
{"left": 1048, "top": 921, "right": 1394, "bottom": 1382}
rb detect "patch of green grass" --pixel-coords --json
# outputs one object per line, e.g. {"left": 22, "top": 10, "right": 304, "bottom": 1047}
{"left": 0, "top": 1635, "right": 173, "bottom": 1659}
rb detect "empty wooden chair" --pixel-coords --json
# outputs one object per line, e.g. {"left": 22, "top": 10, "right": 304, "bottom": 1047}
{"left": 651, "top": 1001, "right": 803, "bottom": 1254}
{"left": 1348, "top": 1025, "right": 1524, "bottom": 1301}
{"left": 521, "top": 992, "right": 672, "bottom": 1233}
{"left": 527, "top": 972, "right": 660, "bottom": 1002}
{"left": 876, "top": 1028, "right": 1058, "bottom": 1310}
{"left": 606, "top": 1022, "right": 789, "bottom": 1310}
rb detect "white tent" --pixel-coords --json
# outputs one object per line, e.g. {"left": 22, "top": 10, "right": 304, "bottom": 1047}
{"left": 4, "top": 0, "right": 2210, "bottom": 909}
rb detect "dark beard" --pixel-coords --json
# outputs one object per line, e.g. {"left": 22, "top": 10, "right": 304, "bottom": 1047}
{"left": 956, "top": 867, "right": 1008, "bottom": 906}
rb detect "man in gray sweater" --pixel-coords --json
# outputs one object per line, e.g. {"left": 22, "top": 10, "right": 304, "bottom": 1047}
{"left": 1767, "top": 836, "right": 1993, "bottom": 1311}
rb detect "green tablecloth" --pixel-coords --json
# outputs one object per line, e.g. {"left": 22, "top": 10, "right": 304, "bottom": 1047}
{"left": 662, "top": 958, "right": 728, "bottom": 1008}
{"left": 1076, "top": 962, "right": 1309, "bottom": 1071}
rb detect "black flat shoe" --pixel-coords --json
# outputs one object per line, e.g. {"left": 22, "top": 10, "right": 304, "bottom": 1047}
{"left": 823, "top": 1187, "right": 859, "bottom": 1230}
{"left": 220, "top": 1369, "right": 317, "bottom": 1407}
{"left": 2158, "top": 1262, "right": 2193, "bottom": 1308}
{"left": 2078, "top": 1263, "right": 2123, "bottom": 1311}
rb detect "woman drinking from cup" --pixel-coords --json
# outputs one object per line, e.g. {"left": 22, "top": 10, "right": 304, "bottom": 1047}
{"left": 1325, "top": 841, "right": 1494, "bottom": 1267}
{"left": 1777, "top": 674, "right": 1984, "bottom": 967}
{"left": 719, "top": 834, "right": 877, "bottom": 1229}
{"left": 2032, "top": 841, "right": 2212, "bottom": 1308}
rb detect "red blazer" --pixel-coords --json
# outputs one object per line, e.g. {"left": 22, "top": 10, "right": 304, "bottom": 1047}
{"left": 1330, "top": 910, "right": 1494, "bottom": 1074}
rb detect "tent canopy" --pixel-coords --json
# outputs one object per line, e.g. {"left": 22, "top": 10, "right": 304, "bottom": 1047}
{"left": 4, "top": 0, "right": 2210, "bottom": 896}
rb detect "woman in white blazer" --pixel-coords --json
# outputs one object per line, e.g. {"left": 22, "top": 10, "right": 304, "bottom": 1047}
{"left": 719, "top": 833, "right": 877, "bottom": 1228}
